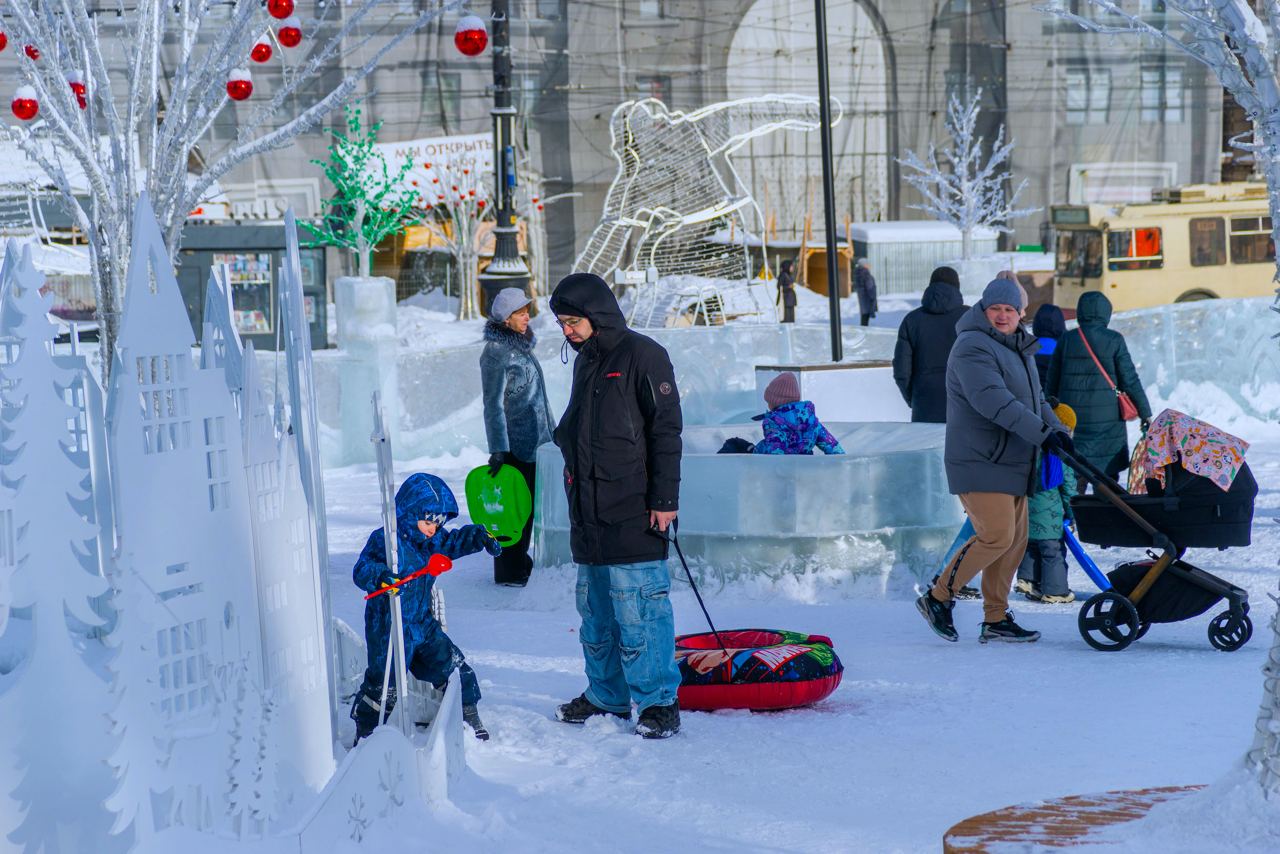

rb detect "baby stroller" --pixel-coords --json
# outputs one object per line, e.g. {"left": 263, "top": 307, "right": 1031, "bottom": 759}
{"left": 1059, "top": 435, "right": 1256, "bottom": 652}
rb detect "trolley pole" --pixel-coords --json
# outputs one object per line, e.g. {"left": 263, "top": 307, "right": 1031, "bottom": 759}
{"left": 477, "top": 0, "right": 531, "bottom": 312}
{"left": 814, "top": 0, "right": 843, "bottom": 362}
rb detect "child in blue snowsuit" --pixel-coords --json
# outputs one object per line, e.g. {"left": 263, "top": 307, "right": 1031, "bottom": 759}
{"left": 351, "top": 473, "right": 500, "bottom": 743}
{"left": 753, "top": 372, "right": 845, "bottom": 455}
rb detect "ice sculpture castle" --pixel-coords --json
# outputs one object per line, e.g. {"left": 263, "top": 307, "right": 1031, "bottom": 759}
{"left": 0, "top": 197, "right": 339, "bottom": 846}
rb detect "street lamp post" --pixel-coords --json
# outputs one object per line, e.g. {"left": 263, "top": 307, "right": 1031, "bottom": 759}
{"left": 477, "top": 0, "right": 531, "bottom": 312}
{"left": 814, "top": 0, "right": 843, "bottom": 362}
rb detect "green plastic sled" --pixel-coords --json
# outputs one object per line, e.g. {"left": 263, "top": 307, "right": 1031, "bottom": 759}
{"left": 465, "top": 464, "right": 533, "bottom": 546}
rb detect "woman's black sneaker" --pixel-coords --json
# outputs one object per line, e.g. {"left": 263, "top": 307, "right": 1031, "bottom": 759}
{"left": 635, "top": 702, "right": 681, "bottom": 739}
{"left": 556, "top": 693, "right": 631, "bottom": 724}
{"left": 979, "top": 617, "right": 1041, "bottom": 643}
{"left": 916, "top": 592, "right": 959, "bottom": 642}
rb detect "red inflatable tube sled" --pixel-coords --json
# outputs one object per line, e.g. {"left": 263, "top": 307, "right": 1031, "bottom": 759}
{"left": 675, "top": 629, "right": 843, "bottom": 711}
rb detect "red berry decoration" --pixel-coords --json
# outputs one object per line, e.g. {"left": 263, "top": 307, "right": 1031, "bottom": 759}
{"left": 24, "top": 44, "right": 39, "bottom": 61}
{"left": 267, "top": 0, "right": 294, "bottom": 19}
{"left": 0, "top": 32, "right": 8, "bottom": 53}
{"left": 277, "top": 16, "right": 302, "bottom": 48}
{"left": 454, "top": 14, "right": 488, "bottom": 57}
{"left": 226, "top": 69, "right": 253, "bottom": 101}
{"left": 477, "top": 200, "right": 486, "bottom": 209}
{"left": 11, "top": 86, "right": 39, "bottom": 121}
{"left": 67, "top": 73, "right": 87, "bottom": 110}
{"left": 251, "top": 39, "right": 272, "bottom": 63}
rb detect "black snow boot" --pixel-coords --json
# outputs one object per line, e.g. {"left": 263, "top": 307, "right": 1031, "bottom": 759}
{"left": 463, "top": 704, "right": 490, "bottom": 741}
{"left": 635, "top": 702, "right": 680, "bottom": 739}
{"left": 916, "top": 592, "right": 959, "bottom": 642}
{"left": 350, "top": 684, "right": 396, "bottom": 745}
{"left": 555, "top": 693, "right": 631, "bottom": 724}
{"left": 979, "top": 616, "right": 1041, "bottom": 644}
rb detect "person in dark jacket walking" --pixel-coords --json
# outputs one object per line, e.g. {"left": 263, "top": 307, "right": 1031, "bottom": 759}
{"left": 892, "top": 266, "right": 967, "bottom": 423}
{"left": 1046, "top": 291, "right": 1152, "bottom": 484}
{"left": 480, "top": 287, "right": 556, "bottom": 586}
{"left": 777, "top": 259, "right": 797, "bottom": 323}
{"left": 548, "top": 272, "right": 684, "bottom": 739}
{"left": 916, "top": 278, "right": 1069, "bottom": 644}
{"left": 854, "top": 258, "right": 878, "bottom": 326}
{"left": 1031, "top": 303, "right": 1066, "bottom": 388}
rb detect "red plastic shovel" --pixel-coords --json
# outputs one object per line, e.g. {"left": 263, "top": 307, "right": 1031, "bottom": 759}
{"left": 364, "top": 553, "right": 453, "bottom": 600}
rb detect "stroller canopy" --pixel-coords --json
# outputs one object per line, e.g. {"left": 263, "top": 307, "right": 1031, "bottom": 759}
{"left": 1129, "top": 409, "right": 1249, "bottom": 494}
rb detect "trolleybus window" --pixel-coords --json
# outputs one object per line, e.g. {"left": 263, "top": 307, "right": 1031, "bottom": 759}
{"left": 1189, "top": 217, "right": 1226, "bottom": 267}
{"left": 1229, "top": 216, "right": 1276, "bottom": 264}
{"left": 1056, "top": 230, "right": 1102, "bottom": 279}
{"left": 1107, "top": 227, "right": 1163, "bottom": 271}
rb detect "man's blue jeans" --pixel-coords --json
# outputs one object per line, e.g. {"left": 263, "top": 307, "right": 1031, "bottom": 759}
{"left": 575, "top": 561, "right": 681, "bottom": 714}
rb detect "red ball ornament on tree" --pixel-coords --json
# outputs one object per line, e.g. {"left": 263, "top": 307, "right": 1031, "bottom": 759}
{"left": 226, "top": 68, "right": 253, "bottom": 101}
{"left": 67, "top": 72, "right": 87, "bottom": 110}
{"left": 477, "top": 200, "right": 486, "bottom": 209}
{"left": 251, "top": 39, "right": 272, "bottom": 63}
{"left": 267, "top": 0, "right": 294, "bottom": 20}
{"left": 11, "top": 86, "right": 39, "bottom": 121}
{"left": 454, "top": 14, "right": 488, "bottom": 57}
{"left": 0, "top": 32, "right": 8, "bottom": 53}
{"left": 24, "top": 44, "right": 39, "bottom": 61}
{"left": 277, "top": 16, "right": 302, "bottom": 48}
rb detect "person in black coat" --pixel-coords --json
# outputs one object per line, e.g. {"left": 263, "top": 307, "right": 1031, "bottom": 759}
{"left": 777, "top": 259, "right": 797, "bottom": 323}
{"left": 854, "top": 258, "right": 878, "bottom": 326}
{"left": 892, "top": 266, "right": 967, "bottom": 423}
{"left": 548, "top": 272, "right": 684, "bottom": 739}
{"left": 1031, "top": 303, "right": 1066, "bottom": 388}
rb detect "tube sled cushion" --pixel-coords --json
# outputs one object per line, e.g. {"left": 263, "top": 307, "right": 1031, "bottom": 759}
{"left": 675, "top": 629, "right": 843, "bottom": 711}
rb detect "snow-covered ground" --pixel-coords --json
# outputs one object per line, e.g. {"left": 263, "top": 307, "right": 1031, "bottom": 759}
{"left": 320, "top": 389, "right": 1280, "bottom": 853}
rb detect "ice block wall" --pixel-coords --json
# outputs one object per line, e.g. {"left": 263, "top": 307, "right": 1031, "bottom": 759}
{"left": 250, "top": 296, "right": 1279, "bottom": 466}
{"left": 532, "top": 422, "right": 964, "bottom": 589}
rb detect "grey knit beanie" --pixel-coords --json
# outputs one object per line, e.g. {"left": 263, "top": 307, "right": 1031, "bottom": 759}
{"left": 978, "top": 278, "right": 1025, "bottom": 311}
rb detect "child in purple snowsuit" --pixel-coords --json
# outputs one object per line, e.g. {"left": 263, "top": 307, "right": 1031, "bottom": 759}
{"left": 752, "top": 372, "right": 845, "bottom": 456}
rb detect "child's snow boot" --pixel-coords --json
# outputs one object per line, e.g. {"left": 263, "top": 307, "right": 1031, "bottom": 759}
{"left": 556, "top": 693, "right": 631, "bottom": 724}
{"left": 350, "top": 684, "right": 397, "bottom": 745}
{"left": 1039, "top": 591, "right": 1076, "bottom": 604}
{"left": 463, "top": 704, "right": 490, "bottom": 741}
{"left": 635, "top": 701, "right": 680, "bottom": 739}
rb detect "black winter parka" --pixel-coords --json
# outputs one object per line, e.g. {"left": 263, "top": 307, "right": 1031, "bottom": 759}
{"left": 892, "top": 280, "right": 967, "bottom": 423}
{"left": 550, "top": 274, "right": 682, "bottom": 566}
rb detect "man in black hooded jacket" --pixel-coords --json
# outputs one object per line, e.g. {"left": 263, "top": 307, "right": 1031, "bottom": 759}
{"left": 548, "top": 272, "right": 684, "bottom": 739}
{"left": 892, "top": 266, "right": 968, "bottom": 423}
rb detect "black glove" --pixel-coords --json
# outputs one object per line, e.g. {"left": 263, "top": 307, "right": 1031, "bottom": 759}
{"left": 1042, "top": 430, "right": 1074, "bottom": 456}
{"left": 1140, "top": 418, "right": 1151, "bottom": 434}
{"left": 487, "top": 452, "right": 507, "bottom": 477}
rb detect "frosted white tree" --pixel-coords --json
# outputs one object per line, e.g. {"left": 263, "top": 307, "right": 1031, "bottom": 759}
{"left": 0, "top": 0, "right": 462, "bottom": 374}
{"left": 226, "top": 667, "right": 265, "bottom": 840}
{"left": 1046, "top": 0, "right": 1280, "bottom": 804}
{"left": 250, "top": 689, "right": 280, "bottom": 830}
{"left": 0, "top": 247, "right": 119, "bottom": 851}
{"left": 897, "top": 87, "right": 1038, "bottom": 259}
{"left": 103, "top": 557, "right": 174, "bottom": 843}
{"left": 416, "top": 157, "right": 491, "bottom": 320}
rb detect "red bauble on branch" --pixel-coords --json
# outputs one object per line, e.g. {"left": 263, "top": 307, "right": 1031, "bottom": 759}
{"left": 251, "top": 39, "right": 273, "bottom": 63}
{"left": 0, "top": 32, "right": 8, "bottom": 53}
{"left": 277, "top": 16, "right": 302, "bottom": 48}
{"left": 11, "top": 86, "right": 39, "bottom": 121}
{"left": 226, "top": 68, "right": 253, "bottom": 101}
{"left": 267, "top": 0, "right": 294, "bottom": 19}
{"left": 454, "top": 14, "right": 488, "bottom": 56}
{"left": 67, "top": 72, "right": 87, "bottom": 109}
{"left": 24, "top": 44, "right": 39, "bottom": 60}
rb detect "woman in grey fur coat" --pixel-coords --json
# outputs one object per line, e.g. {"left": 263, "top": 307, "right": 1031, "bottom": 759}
{"left": 480, "top": 288, "right": 555, "bottom": 585}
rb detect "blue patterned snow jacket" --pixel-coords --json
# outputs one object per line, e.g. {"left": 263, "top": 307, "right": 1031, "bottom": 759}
{"left": 354, "top": 473, "right": 499, "bottom": 679}
{"left": 752, "top": 400, "right": 845, "bottom": 456}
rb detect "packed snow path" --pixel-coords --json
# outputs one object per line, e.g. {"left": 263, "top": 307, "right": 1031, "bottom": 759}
{"left": 324, "top": 440, "right": 1278, "bottom": 853}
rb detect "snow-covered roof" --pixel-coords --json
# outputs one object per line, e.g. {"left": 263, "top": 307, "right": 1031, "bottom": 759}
{"left": 843, "top": 221, "right": 999, "bottom": 244}
{"left": 0, "top": 238, "right": 90, "bottom": 276}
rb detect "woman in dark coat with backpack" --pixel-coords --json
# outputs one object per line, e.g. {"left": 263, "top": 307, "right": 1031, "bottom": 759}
{"left": 1046, "top": 291, "right": 1152, "bottom": 485}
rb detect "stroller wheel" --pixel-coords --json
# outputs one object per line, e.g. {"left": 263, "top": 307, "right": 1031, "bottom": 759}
{"left": 1078, "top": 592, "right": 1141, "bottom": 651}
{"left": 1133, "top": 621, "right": 1151, "bottom": 641}
{"left": 1207, "top": 611, "right": 1253, "bottom": 652}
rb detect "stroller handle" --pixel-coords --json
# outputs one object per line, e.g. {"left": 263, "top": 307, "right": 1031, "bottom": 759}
{"left": 1056, "top": 447, "right": 1174, "bottom": 554}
